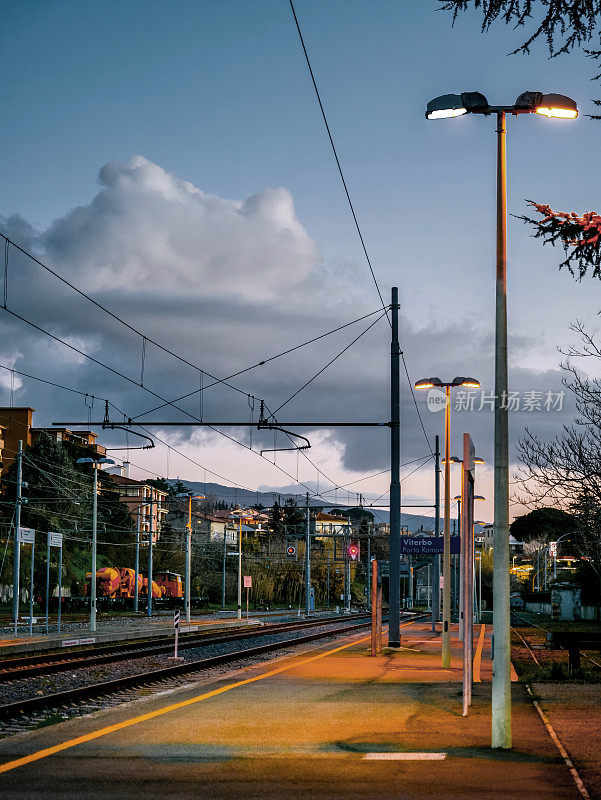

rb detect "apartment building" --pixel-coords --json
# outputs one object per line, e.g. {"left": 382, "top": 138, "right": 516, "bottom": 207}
{"left": 109, "top": 474, "right": 168, "bottom": 542}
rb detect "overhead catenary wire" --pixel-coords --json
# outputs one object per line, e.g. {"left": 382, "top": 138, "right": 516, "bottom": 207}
{"left": 132, "top": 306, "right": 385, "bottom": 420}
{"left": 288, "top": 0, "right": 389, "bottom": 324}
{"left": 270, "top": 310, "right": 386, "bottom": 416}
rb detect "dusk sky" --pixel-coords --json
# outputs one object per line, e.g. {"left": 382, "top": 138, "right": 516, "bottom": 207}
{"left": 1, "top": 0, "right": 600, "bottom": 523}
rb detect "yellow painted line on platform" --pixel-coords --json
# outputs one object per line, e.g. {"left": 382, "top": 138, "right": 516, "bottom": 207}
{"left": 0, "top": 619, "right": 417, "bottom": 776}
{"left": 364, "top": 752, "right": 447, "bottom": 761}
{"left": 472, "top": 624, "right": 486, "bottom": 683}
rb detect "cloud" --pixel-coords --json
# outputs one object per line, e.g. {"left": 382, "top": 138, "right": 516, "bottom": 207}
{"left": 40, "top": 155, "right": 321, "bottom": 301}
{"left": 0, "top": 155, "right": 582, "bottom": 522}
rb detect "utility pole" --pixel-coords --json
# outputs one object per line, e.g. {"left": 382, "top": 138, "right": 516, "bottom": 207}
{"left": 134, "top": 511, "right": 140, "bottom": 612}
{"left": 147, "top": 492, "right": 154, "bottom": 618}
{"left": 222, "top": 525, "right": 227, "bottom": 609}
{"left": 432, "top": 435, "right": 440, "bottom": 632}
{"left": 91, "top": 463, "right": 98, "bottom": 631}
{"left": 492, "top": 109, "right": 511, "bottom": 749}
{"left": 367, "top": 526, "right": 371, "bottom": 611}
{"left": 305, "top": 492, "right": 311, "bottom": 615}
{"left": 12, "top": 440, "right": 23, "bottom": 636}
{"left": 389, "top": 286, "right": 401, "bottom": 647}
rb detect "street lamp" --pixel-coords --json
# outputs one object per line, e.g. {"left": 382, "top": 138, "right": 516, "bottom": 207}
{"left": 230, "top": 509, "right": 253, "bottom": 620}
{"left": 426, "top": 88, "right": 577, "bottom": 750}
{"left": 177, "top": 493, "right": 205, "bottom": 622}
{"left": 76, "top": 455, "right": 115, "bottom": 632}
{"left": 415, "top": 376, "right": 480, "bottom": 668}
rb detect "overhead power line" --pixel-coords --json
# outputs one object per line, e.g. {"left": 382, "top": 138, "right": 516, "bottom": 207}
{"left": 288, "top": 0, "right": 389, "bottom": 323}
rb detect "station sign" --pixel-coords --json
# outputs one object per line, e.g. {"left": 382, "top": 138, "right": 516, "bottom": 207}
{"left": 399, "top": 535, "right": 460, "bottom": 555}
{"left": 49, "top": 531, "right": 63, "bottom": 548}
{"left": 18, "top": 527, "right": 35, "bottom": 544}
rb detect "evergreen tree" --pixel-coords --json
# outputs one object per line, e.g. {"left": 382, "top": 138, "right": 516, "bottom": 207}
{"left": 268, "top": 501, "right": 284, "bottom": 536}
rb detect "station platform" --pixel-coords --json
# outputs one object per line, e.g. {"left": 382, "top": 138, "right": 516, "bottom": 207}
{"left": 0, "top": 619, "right": 590, "bottom": 799}
{"left": 0, "top": 615, "right": 262, "bottom": 656}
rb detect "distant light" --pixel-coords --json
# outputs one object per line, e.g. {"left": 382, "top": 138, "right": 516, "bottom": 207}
{"left": 415, "top": 379, "right": 435, "bottom": 389}
{"left": 474, "top": 457, "right": 485, "bottom": 465}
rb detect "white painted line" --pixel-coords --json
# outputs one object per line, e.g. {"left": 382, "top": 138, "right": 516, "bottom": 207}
{"left": 525, "top": 685, "right": 591, "bottom": 800}
{"left": 363, "top": 752, "right": 447, "bottom": 761}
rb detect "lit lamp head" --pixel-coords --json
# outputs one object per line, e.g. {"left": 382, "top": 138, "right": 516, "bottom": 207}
{"left": 515, "top": 90, "right": 578, "bottom": 119}
{"left": 441, "top": 456, "right": 462, "bottom": 466}
{"left": 425, "top": 92, "right": 489, "bottom": 120}
{"left": 414, "top": 376, "right": 443, "bottom": 389}
{"left": 474, "top": 457, "right": 485, "bottom": 465}
{"left": 451, "top": 376, "right": 480, "bottom": 388}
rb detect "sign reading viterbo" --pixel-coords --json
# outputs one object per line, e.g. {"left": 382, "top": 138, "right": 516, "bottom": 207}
{"left": 399, "top": 535, "right": 460, "bottom": 555}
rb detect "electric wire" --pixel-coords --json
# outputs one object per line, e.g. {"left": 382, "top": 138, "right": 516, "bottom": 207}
{"left": 288, "top": 0, "right": 389, "bottom": 323}
{"left": 270, "top": 310, "right": 386, "bottom": 416}
{"left": 132, "top": 306, "right": 385, "bottom": 420}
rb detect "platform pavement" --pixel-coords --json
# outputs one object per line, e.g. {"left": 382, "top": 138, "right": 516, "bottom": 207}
{"left": 0, "top": 615, "right": 262, "bottom": 656}
{"left": 0, "top": 618, "right": 588, "bottom": 799}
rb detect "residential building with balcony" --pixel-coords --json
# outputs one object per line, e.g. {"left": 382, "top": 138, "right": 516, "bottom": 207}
{"left": 109, "top": 475, "right": 168, "bottom": 542}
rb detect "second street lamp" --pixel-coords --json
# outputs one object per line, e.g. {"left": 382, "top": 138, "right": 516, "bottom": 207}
{"left": 426, "top": 87, "right": 577, "bottom": 749}
{"left": 415, "top": 376, "right": 480, "bottom": 668}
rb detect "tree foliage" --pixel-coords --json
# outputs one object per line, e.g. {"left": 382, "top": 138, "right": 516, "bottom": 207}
{"left": 520, "top": 202, "right": 601, "bottom": 279}
{"left": 510, "top": 507, "right": 575, "bottom": 542}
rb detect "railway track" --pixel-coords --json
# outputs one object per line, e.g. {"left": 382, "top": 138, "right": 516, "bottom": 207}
{"left": 0, "top": 614, "right": 370, "bottom": 681}
{"left": 0, "top": 614, "right": 403, "bottom": 729}
{"left": 511, "top": 613, "right": 601, "bottom": 669}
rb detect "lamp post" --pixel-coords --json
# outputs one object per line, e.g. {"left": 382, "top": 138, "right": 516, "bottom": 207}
{"left": 76, "top": 455, "right": 115, "bottom": 632}
{"left": 177, "top": 493, "right": 205, "bottom": 622}
{"left": 415, "top": 376, "right": 480, "bottom": 667}
{"left": 230, "top": 510, "right": 252, "bottom": 620}
{"left": 425, "top": 89, "right": 577, "bottom": 749}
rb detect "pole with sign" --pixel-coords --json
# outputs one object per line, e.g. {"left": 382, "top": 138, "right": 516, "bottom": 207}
{"left": 12, "top": 441, "right": 23, "bottom": 636}
{"left": 16, "top": 527, "right": 36, "bottom": 636}
{"left": 244, "top": 575, "right": 252, "bottom": 618}
{"left": 462, "top": 433, "right": 476, "bottom": 717}
{"left": 28, "top": 532, "right": 35, "bottom": 637}
{"left": 46, "top": 532, "right": 63, "bottom": 634}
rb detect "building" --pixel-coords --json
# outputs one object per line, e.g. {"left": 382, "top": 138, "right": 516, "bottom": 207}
{"left": 109, "top": 475, "right": 168, "bottom": 541}
{"left": 0, "top": 406, "right": 106, "bottom": 478}
{"left": 195, "top": 513, "right": 237, "bottom": 545}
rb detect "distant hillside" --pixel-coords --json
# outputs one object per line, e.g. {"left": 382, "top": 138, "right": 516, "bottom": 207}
{"left": 166, "top": 479, "right": 480, "bottom": 535}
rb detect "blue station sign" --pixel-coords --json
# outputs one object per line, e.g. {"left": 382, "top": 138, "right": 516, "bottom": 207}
{"left": 399, "top": 535, "right": 460, "bottom": 555}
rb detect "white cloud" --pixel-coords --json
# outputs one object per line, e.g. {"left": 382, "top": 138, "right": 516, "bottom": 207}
{"left": 42, "top": 155, "right": 321, "bottom": 301}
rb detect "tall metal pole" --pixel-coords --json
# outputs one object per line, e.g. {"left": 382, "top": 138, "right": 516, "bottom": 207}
{"left": 237, "top": 517, "right": 242, "bottom": 620}
{"left": 57, "top": 542, "right": 62, "bottom": 633}
{"left": 29, "top": 538, "right": 35, "bottom": 637}
{"left": 185, "top": 495, "right": 192, "bottom": 622}
{"left": 442, "top": 385, "right": 451, "bottom": 667}
{"left": 305, "top": 492, "right": 311, "bottom": 615}
{"left": 367, "top": 529, "right": 371, "bottom": 612}
{"left": 492, "top": 109, "right": 511, "bottom": 749}
{"left": 147, "top": 493, "right": 154, "bottom": 618}
{"left": 222, "top": 525, "right": 227, "bottom": 609}
{"left": 45, "top": 533, "right": 50, "bottom": 634}
{"left": 389, "top": 286, "right": 401, "bottom": 647}
{"left": 13, "top": 440, "right": 23, "bottom": 636}
{"left": 432, "top": 435, "right": 440, "bottom": 632}
{"left": 134, "top": 511, "right": 140, "bottom": 612}
{"left": 91, "top": 464, "right": 98, "bottom": 632}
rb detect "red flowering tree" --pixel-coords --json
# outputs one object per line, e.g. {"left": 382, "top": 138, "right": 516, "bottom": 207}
{"left": 521, "top": 201, "right": 601, "bottom": 279}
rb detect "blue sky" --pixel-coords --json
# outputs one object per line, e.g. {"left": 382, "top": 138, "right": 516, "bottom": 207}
{"left": 1, "top": 1, "right": 599, "bottom": 520}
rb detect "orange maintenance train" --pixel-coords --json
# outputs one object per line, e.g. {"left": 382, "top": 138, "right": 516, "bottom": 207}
{"left": 84, "top": 567, "right": 183, "bottom": 606}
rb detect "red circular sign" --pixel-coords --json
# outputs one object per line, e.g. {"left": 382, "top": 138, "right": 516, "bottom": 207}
{"left": 348, "top": 545, "right": 358, "bottom": 557}
{"left": 286, "top": 546, "right": 296, "bottom": 555}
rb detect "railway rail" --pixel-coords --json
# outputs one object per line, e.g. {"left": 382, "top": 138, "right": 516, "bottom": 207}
{"left": 0, "top": 614, "right": 371, "bottom": 681}
{"left": 511, "top": 613, "right": 601, "bottom": 670}
{"left": 0, "top": 613, "right": 404, "bottom": 729}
